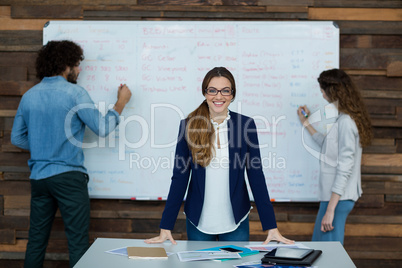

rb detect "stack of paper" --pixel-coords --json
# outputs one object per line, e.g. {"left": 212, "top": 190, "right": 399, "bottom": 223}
{"left": 244, "top": 243, "right": 310, "bottom": 252}
{"left": 127, "top": 247, "right": 168, "bottom": 260}
{"left": 177, "top": 251, "right": 241, "bottom": 262}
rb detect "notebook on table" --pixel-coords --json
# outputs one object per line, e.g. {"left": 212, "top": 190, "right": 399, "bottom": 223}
{"left": 127, "top": 247, "right": 168, "bottom": 260}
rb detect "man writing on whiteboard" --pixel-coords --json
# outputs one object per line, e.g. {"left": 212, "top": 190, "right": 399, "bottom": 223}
{"left": 11, "top": 40, "right": 132, "bottom": 268}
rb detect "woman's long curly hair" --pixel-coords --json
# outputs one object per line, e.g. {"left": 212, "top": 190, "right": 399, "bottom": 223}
{"left": 36, "top": 40, "right": 84, "bottom": 80}
{"left": 186, "top": 67, "right": 236, "bottom": 167}
{"left": 318, "top": 69, "right": 372, "bottom": 147}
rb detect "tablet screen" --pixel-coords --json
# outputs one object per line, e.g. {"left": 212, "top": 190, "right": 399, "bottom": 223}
{"left": 266, "top": 248, "right": 314, "bottom": 260}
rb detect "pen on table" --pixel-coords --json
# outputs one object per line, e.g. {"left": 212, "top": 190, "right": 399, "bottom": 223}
{"left": 301, "top": 108, "right": 308, "bottom": 118}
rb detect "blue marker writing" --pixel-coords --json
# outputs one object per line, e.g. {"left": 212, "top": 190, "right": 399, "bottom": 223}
{"left": 301, "top": 108, "right": 308, "bottom": 118}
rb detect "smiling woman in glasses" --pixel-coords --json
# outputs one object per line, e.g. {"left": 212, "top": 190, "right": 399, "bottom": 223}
{"left": 205, "top": 87, "right": 233, "bottom": 95}
{"left": 145, "top": 67, "right": 293, "bottom": 245}
{"left": 204, "top": 81, "right": 234, "bottom": 125}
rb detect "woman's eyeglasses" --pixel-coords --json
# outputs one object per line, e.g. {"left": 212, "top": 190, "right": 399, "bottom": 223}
{"left": 205, "top": 87, "right": 233, "bottom": 96}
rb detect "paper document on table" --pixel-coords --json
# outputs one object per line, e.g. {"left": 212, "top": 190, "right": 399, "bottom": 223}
{"left": 105, "top": 247, "right": 128, "bottom": 256}
{"left": 197, "top": 244, "right": 259, "bottom": 262}
{"left": 105, "top": 247, "right": 174, "bottom": 258}
{"left": 243, "top": 243, "right": 309, "bottom": 252}
{"left": 177, "top": 251, "right": 241, "bottom": 262}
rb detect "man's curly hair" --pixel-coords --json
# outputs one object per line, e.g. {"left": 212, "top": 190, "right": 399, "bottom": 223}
{"left": 36, "top": 40, "right": 84, "bottom": 80}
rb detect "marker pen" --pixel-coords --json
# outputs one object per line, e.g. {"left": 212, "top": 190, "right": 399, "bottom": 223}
{"left": 301, "top": 109, "right": 308, "bottom": 118}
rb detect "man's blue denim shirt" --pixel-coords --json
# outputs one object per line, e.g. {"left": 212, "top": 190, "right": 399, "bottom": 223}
{"left": 11, "top": 76, "right": 120, "bottom": 180}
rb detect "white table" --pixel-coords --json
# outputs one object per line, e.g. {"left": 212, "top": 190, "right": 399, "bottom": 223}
{"left": 74, "top": 238, "right": 356, "bottom": 268}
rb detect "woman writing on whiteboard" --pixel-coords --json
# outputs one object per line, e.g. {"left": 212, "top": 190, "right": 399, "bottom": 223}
{"left": 297, "top": 69, "right": 372, "bottom": 244}
{"left": 145, "top": 67, "right": 293, "bottom": 244}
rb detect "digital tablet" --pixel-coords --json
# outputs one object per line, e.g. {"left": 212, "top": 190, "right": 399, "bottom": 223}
{"left": 219, "top": 247, "right": 243, "bottom": 253}
{"left": 265, "top": 248, "right": 314, "bottom": 260}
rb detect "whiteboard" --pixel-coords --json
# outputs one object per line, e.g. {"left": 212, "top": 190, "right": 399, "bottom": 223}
{"left": 43, "top": 21, "right": 339, "bottom": 201}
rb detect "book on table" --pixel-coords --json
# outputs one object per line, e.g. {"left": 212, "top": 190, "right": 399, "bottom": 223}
{"left": 127, "top": 247, "right": 168, "bottom": 260}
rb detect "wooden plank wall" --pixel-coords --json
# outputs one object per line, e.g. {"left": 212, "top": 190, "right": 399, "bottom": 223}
{"left": 0, "top": 1, "right": 401, "bottom": 267}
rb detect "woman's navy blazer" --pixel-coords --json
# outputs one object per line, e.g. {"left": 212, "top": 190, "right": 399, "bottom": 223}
{"left": 160, "top": 111, "right": 277, "bottom": 231}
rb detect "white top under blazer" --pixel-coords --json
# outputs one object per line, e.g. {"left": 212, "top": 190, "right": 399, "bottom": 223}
{"left": 196, "top": 113, "right": 249, "bottom": 234}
